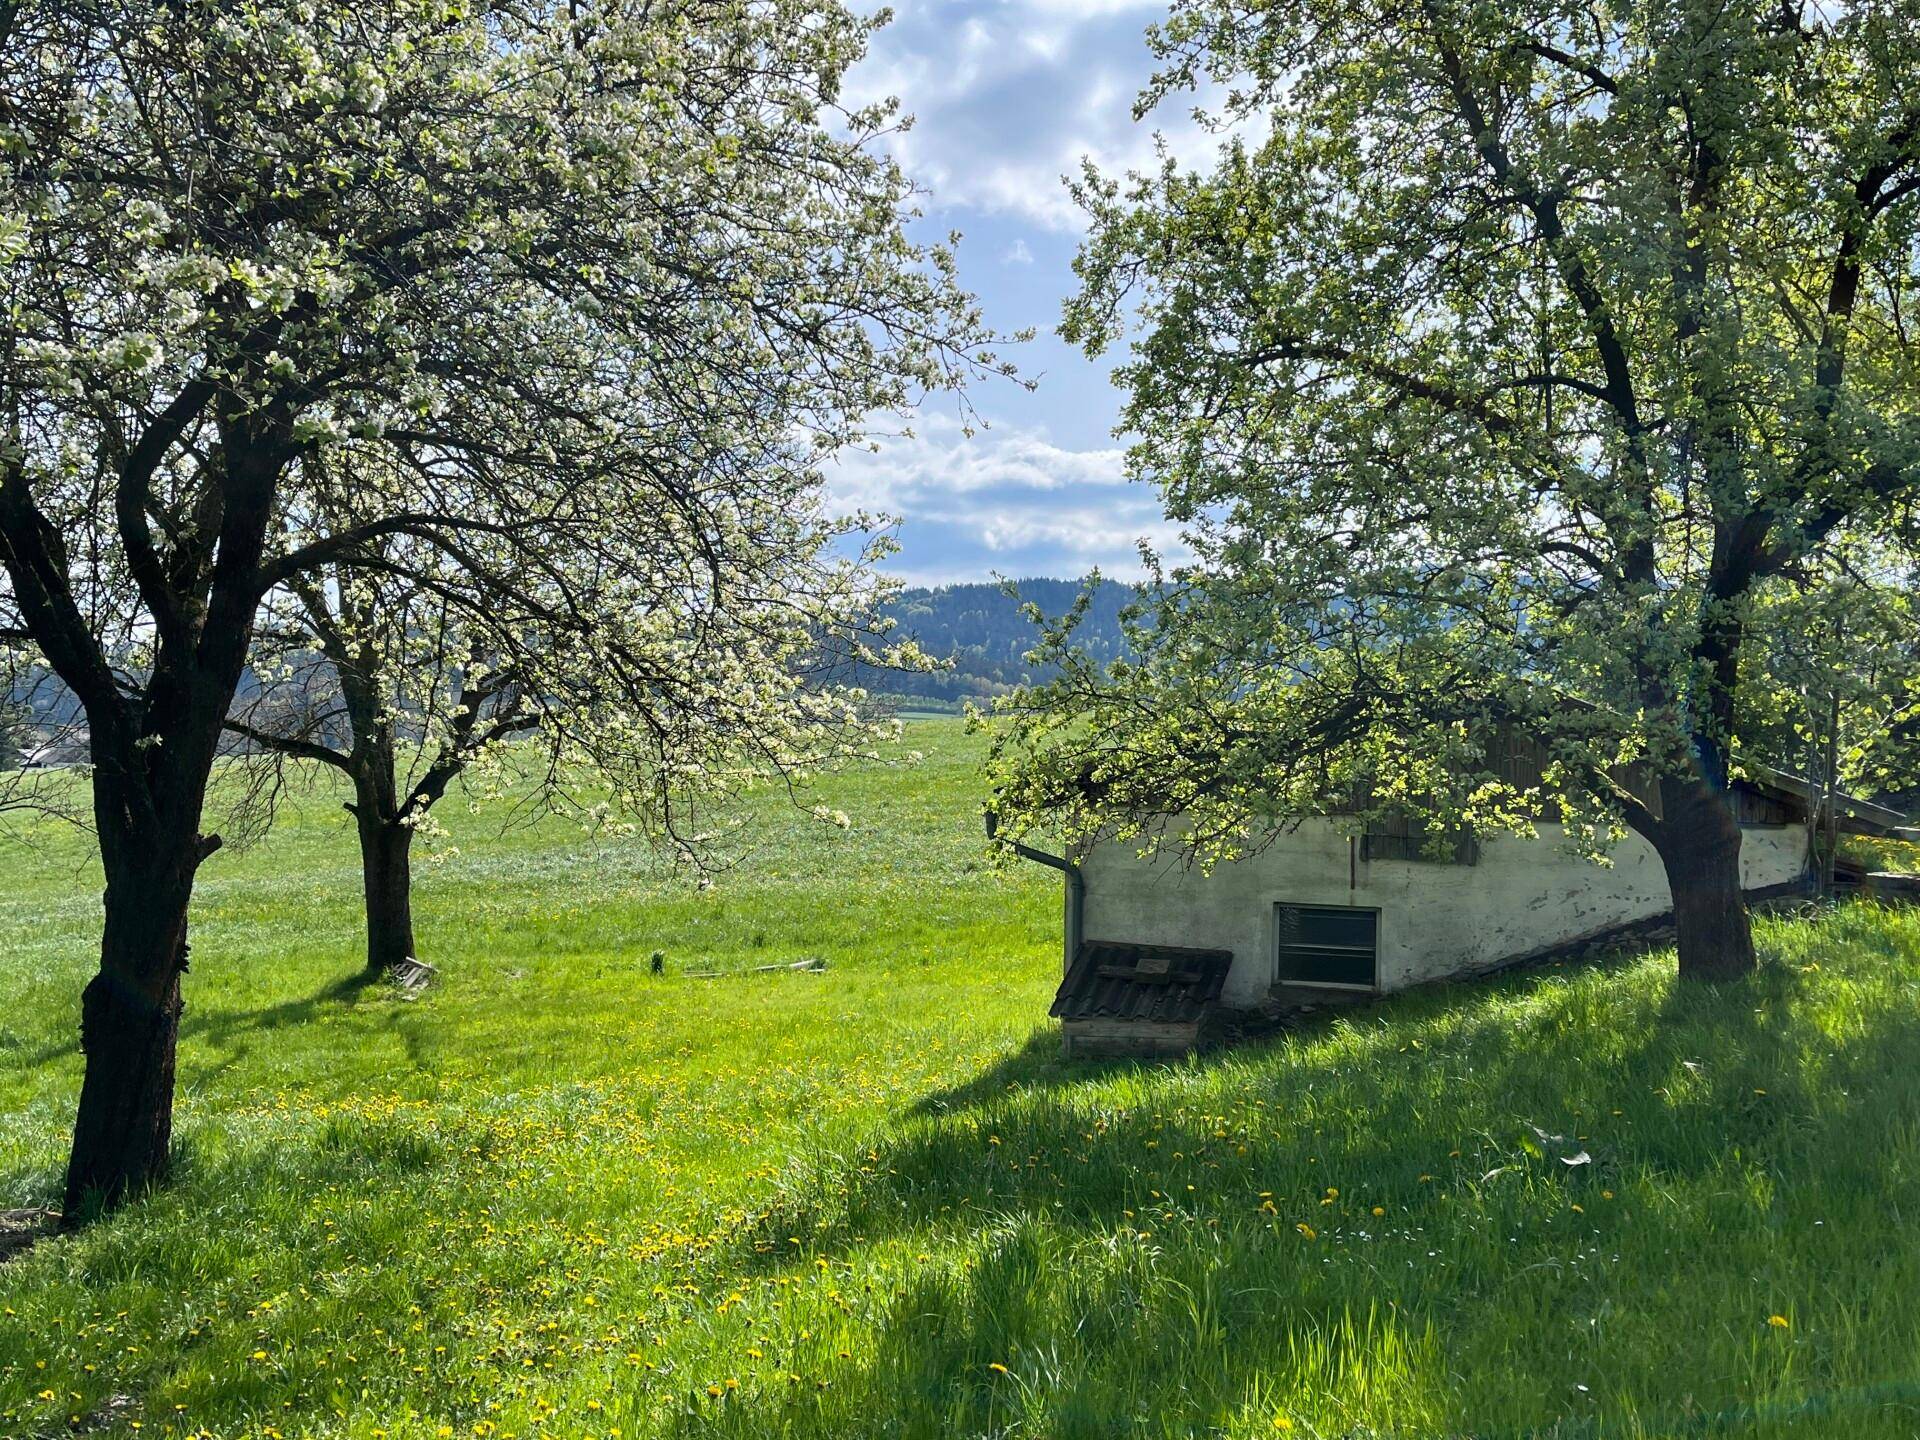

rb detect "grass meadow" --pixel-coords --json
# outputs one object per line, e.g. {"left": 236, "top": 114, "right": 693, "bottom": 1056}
{"left": 3, "top": 719, "right": 1920, "bottom": 1438}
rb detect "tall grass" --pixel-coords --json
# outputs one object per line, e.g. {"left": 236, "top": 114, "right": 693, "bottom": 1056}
{"left": 2, "top": 722, "right": 1918, "bottom": 1438}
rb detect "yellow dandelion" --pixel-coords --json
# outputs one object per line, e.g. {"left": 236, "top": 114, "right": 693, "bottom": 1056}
{"left": 1296, "top": 1222, "right": 1316, "bottom": 1240}
{"left": 1371, "top": 1206, "right": 1385, "bottom": 1217}
{"left": 1768, "top": 1315, "right": 1790, "bottom": 1329}
{"left": 1273, "top": 1417, "right": 1294, "bottom": 1432}
{"left": 989, "top": 1362, "right": 1009, "bottom": 1374}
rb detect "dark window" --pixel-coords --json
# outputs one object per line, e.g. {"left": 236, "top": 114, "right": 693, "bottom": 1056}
{"left": 1361, "top": 813, "right": 1479, "bottom": 864}
{"left": 1734, "top": 787, "right": 1797, "bottom": 828}
{"left": 1275, "top": 904, "right": 1378, "bottom": 988}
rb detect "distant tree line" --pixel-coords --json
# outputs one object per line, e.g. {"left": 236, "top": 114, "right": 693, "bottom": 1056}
{"left": 1, "top": 576, "right": 1130, "bottom": 750}
{"left": 850, "top": 578, "right": 1134, "bottom": 705}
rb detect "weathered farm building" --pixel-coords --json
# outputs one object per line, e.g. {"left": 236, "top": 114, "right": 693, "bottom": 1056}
{"left": 1014, "top": 752, "right": 1911, "bottom": 1057}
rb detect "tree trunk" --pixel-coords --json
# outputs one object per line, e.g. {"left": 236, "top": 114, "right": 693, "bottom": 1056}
{"left": 62, "top": 860, "right": 195, "bottom": 1219}
{"left": 1657, "top": 783, "right": 1757, "bottom": 982}
{"left": 355, "top": 808, "right": 417, "bottom": 976}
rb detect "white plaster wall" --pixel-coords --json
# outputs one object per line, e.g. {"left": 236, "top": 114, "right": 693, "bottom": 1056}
{"left": 1076, "top": 821, "right": 1810, "bottom": 1008}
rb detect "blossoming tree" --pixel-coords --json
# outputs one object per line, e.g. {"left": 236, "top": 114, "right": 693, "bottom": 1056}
{"left": 0, "top": 0, "right": 1002, "bottom": 1216}
{"left": 229, "top": 439, "right": 915, "bottom": 979}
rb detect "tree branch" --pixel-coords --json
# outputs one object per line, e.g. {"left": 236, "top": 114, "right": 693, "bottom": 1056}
{"left": 114, "top": 375, "right": 218, "bottom": 649}
{"left": 1514, "top": 39, "right": 1618, "bottom": 96}
{"left": 219, "top": 714, "right": 351, "bottom": 771}
{"left": 256, "top": 512, "right": 531, "bottom": 597}
{"left": 1250, "top": 340, "right": 1520, "bottom": 435}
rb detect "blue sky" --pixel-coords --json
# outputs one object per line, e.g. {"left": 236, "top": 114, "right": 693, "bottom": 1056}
{"left": 826, "top": 0, "right": 1215, "bottom": 587}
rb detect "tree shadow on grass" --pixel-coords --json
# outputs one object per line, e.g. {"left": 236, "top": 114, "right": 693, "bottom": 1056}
{"left": 171, "top": 967, "right": 415, "bottom": 1095}
{"left": 909, "top": 987, "right": 1394, "bottom": 1121}
{"left": 181, "top": 966, "right": 387, "bottom": 1045}
{"left": 701, "top": 922, "right": 1920, "bottom": 1439}
{"left": 908, "top": 1027, "right": 1127, "bottom": 1117}
{"left": 0, "top": 1207, "right": 60, "bottom": 1267}
{"left": 909, "top": 939, "right": 1675, "bottom": 1125}
{"left": 16, "top": 966, "right": 388, "bottom": 1074}
{"left": 3, "top": 968, "right": 398, "bottom": 1211}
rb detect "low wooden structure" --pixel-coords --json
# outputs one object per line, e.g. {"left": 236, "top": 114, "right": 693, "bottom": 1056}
{"left": 1050, "top": 941, "right": 1233, "bottom": 1057}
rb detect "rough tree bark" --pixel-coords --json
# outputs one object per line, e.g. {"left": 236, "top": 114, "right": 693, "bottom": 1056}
{"left": 333, "top": 615, "right": 421, "bottom": 978}
{"left": 63, "top": 854, "right": 194, "bottom": 1215}
{"left": 351, "top": 784, "right": 418, "bottom": 976}
{"left": 21, "top": 409, "right": 283, "bottom": 1220}
{"left": 61, "top": 760, "right": 225, "bottom": 1217}
{"left": 1651, "top": 591, "right": 1760, "bottom": 983}
{"left": 1654, "top": 777, "right": 1758, "bottom": 982}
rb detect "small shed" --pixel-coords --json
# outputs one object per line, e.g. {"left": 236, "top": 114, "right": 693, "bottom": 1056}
{"left": 1015, "top": 740, "right": 1912, "bottom": 1056}
{"left": 1050, "top": 940, "right": 1233, "bottom": 1057}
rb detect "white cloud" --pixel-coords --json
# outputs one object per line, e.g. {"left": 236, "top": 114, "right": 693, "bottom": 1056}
{"left": 829, "top": 414, "right": 1126, "bottom": 504}
{"left": 850, "top": 0, "right": 1228, "bottom": 233}
{"left": 824, "top": 418, "right": 1183, "bottom": 585}
{"left": 1020, "top": 0, "right": 1169, "bottom": 14}
{"left": 818, "top": 2, "right": 1239, "bottom": 582}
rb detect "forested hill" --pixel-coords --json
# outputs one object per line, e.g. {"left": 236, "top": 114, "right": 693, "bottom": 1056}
{"left": 3, "top": 579, "right": 1131, "bottom": 751}
{"left": 856, "top": 577, "right": 1133, "bottom": 708}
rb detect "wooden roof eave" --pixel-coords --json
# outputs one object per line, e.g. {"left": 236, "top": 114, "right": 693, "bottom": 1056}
{"left": 1738, "top": 763, "right": 1911, "bottom": 837}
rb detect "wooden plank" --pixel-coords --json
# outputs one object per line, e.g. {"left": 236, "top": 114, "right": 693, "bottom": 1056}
{"left": 1094, "top": 964, "right": 1208, "bottom": 984}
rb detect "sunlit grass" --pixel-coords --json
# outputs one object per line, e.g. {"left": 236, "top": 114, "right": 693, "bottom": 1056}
{"left": 3, "top": 720, "right": 1919, "bottom": 1438}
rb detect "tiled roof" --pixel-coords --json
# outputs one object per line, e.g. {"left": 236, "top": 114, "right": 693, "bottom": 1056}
{"left": 1050, "top": 940, "right": 1234, "bottom": 1025}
